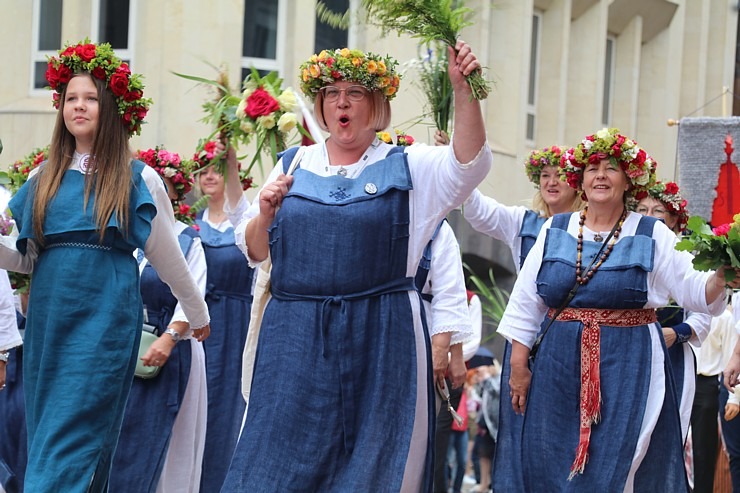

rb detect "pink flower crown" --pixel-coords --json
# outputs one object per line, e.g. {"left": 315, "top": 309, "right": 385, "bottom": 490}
{"left": 46, "top": 39, "right": 152, "bottom": 136}
{"left": 524, "top": 146, "right": 563, "bottom": 187}
{"left": 642, "top": 181, "right": 689, "bottom": 233}
{"left": 191, "top": 139, "right": 255, "bottom": 191}
{"left": 300, "top": 48, "right": 401, "bottom": 101}
{"left": 135, "top": 146, "right": 193, "bottom": 202}
{"left": 559, "top": 128, "right": 656, "bottom": 198}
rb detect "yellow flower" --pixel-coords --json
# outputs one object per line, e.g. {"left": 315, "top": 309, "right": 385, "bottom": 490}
{"left": 277, "top": 113, "right": 298, "bottom": 133}
{"left": 318, "top": 50, "right": 329, "bottom": 61}
{"left": 377, "top": 61, "right": 386, "bottom": 75}
{"left": 278, "top": 90, "right": 298, "bottom": 112}
{"left": 258, "top": 114, "right": 276, "bottom": 130}
{"left": 240, "top": 120, "right": 255, "bottom": 134}
{"left": 377, "top": 131, "right": 392, "bottom": 144}
{"left": 366, "top": 61, "right": 378, "bottom": 74}
{"left": 309, "top": 64, "right": 321, "bottom": 78}
{"left": 378, "top": 76, "right": 390, "bottom": 88}
{"left": 392, "top": 75, "right": 400, "bottom": 87}
{"left": 384, "top": 86, "right": 397, "bottom": 97}
{"left": 310, "top": 54, "right": 319, "bottom": 63}
{"left": 352, "top": 57, "right": 363, "bottom": 67}
{"left": 339, "top": 48, "right": 351, "bottom": 58}
{"left": 302, "top": 68, "right": 310, "bottom": 82}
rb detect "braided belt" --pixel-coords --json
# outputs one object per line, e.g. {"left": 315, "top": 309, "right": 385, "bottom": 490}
{"left": 547, "top": 307, "right": 657, "bottom": 479}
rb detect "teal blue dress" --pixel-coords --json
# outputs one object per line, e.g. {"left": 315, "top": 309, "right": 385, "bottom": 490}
{"left": 8, "top": 161, "right": 156, "bottom": 493}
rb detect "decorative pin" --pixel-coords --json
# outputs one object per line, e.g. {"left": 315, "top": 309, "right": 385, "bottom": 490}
{"left": 337, "top": 167, "right": 348, "bottom": 177}
{"left": 364, "top": 183, "right": 378, "bottom": 195}
{"left": 593, "top": 234, "right": 603, "bottom": 243}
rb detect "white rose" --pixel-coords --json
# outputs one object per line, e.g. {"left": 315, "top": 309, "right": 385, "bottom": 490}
{"left": 596, "top": 128, "right": 609, "bottom": 139}
{"left": 236, "top": 99, "right": 247, "bottom": 120}
{"left": 582, "top": 139, "right": 593, "bottom": 151}
{"left": 634, "top": 172, "right": 649, "bottom": 186}
{"left": 278, "top": 90, "right": 298, "bottom": 112}
{"left": 624, "top": 146, "right": 638, "bottom": 160}
{"left": 243, "top": 80, "right": 258, "bottom": 94}
{"left": 240, "top": 120, "right": 255, "bottom": 134}
{"left": 163, "top": 167, "right": 177, "bottom": 178}
{"left": 277, "top": 113, "right": 298, "bottom": 133}
{"left": 258, "top": 114, "right": 276, "bottom": 130}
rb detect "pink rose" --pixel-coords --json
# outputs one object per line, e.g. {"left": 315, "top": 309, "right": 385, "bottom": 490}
{"left": 713, "top": 223, "right": 732, "bottom": 237}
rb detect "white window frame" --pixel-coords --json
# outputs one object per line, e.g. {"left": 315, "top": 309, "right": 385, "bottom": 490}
{"left": 242, "top": 0, "right": 286, "bottom": 76}
{"left": 602, "top": 35, "right": 616, "bottom": 127}
{"left": 525, "top": 10, "right": 542, "bottom": 144}
{"left": 30, "top": 0, "right": 63, "bottom": 95}
{"left": 90, "top": 0, "right": 138, "bottom": 69}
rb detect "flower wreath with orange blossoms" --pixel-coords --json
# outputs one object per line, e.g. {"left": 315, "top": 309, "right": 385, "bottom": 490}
{"left": 45, "top": 39, "right": 152, "bottom": 136}
{"left": 559, "top": 127, "right": 656, "bottom": 198}
{"left": 524, "top": 146, "right": 563, "bottom": 187}
{"left": 299, "top": 48, "right": 401, "bottom": 101}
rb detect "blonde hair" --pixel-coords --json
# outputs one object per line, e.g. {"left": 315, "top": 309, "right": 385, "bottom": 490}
{"left": 531, "top": 190, "right": 585, "bottom": 218}
{"left": 34, "top": 73, "right": 132, "bottom": 244}
{"left": 313, "top": 89, "right": 391, "bottom": 132}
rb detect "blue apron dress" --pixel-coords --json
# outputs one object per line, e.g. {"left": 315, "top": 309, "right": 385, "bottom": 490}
{"left": 0, "top": 315, "right": 26, "bottom": 493}
{"left": 493, "top": 209, "right": 546, "bottom": 493}
{"left": 520, "top": 214, "right": 687, "bottom": 492}
{"left": 109, "top": 228, "right": 198, "bottom": 493}
{"left": 8, "top": 161, "right": 156, "bottom": 493}
{"left": 196, "top": 215, "right": 254, "bottom": 493}
{"left": 222, "top": 148, "right": 431, "bottom": 492}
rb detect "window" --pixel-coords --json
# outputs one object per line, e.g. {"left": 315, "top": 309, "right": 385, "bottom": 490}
{"left": 31, "top": 0, "right": 63, "bottom": 91}
{"left": 526, "top": 12, "right": 542, "bottom": 143}
{"left": 242, "top": 0, "right": 286, "bottom": 82}
{"left": 91, "top": 0, "right": 135, "bottom": 67}
{"left": 314, "top": 0, "right": 349, "bottom": 53}
{"left": 602, "top": 36, "right": 615, "bottom": 126}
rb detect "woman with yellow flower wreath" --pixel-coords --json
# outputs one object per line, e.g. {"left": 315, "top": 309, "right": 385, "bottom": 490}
{"left": 462, "top": 144, "right": 582, "bottom": 493}
{"left": 0, "top": 41, "right": 210, "bottom": 492}
{"left": 222, "top": 40, "right": 492, "bottom": 492}
{"left": 500, "top": 128, "right": 737, "bottom": 492}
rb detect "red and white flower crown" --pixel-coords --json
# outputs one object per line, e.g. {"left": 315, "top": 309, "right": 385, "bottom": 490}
{"left": 46, "top": 39, "right": 152, "bottom": 136}
{"left": 524, "top": 146, "right": 563, "bottom": 187}
{"left": 644, "top": 180, "right": 689, "bottom": 233}
{"left": 559, "top": 128, "right": 656, "bottom": 198}
{"left": 191, "top": 139, "right": 254, "bottom": 191}
{"left": 299, "top": 48, "right": 401, "bottom": 101}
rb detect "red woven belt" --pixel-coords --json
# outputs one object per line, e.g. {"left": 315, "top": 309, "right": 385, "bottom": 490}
{"left": 546, "top": 307, "right": 657, "bottom": 479}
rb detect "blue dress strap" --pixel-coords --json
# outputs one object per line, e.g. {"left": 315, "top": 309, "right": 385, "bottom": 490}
{"left": 386, "top": 146, "right": 406, "bottom": 156}
{"left": 634, "top": 215, "right": 658, "bottom": 237}
{"left": 550, "top": 212, "right": 571, "bottom": 231}
{"left": 414, "top": 219, "right": 447, "bottom": 297}
{"left": 279, "top": 146, "right": 302, "bottom": 174}
{"left": 177, "top": 226, "right": 199, "bottom": 258}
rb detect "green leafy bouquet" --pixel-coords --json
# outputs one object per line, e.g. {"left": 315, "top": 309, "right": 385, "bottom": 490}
{"left": 675, "top": 214, "right": 740, "bottom": 281}
{"left": 410, "top": 44, "right": 454, "bottom": 133}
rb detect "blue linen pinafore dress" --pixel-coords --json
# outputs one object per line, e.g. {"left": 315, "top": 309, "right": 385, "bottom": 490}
{"left": 8, "top": 161, "right": 156, "bottom": 493}
{"left": 109, "top": 227, "right": 198, "bottom": 493}
{"left": 521, "top": 214, "right": 687, "bottom": 492}
{"left": 0, "top": 320, "right": 26, "bottom": 493}
{"left": 195, "top": 215, "right": 254, "bottom": 492}
{"left": 494, "top": 209, "right": 547, "bottom": 493}
{"left": 222, "top": 147, "right": 430, "bottom": 492}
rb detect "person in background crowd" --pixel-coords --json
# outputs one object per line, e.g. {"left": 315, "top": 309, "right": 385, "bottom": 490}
{"left": 0, "top": 40, "right": 209, "bottom": 492}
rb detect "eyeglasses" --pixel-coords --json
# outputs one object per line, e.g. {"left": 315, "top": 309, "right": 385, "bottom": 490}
{"left": 319, "top": 85, "right": 368, "bottom": 102}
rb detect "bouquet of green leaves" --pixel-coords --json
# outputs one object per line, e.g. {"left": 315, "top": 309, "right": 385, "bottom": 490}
{"left": 675, "top": 214, "right": 740, "bottom": 281}
{"left": 413, "top": 44, "right": 453, "bottom": 133}
{"left": 360, "top": 0, "right": 490, "bottom": 100}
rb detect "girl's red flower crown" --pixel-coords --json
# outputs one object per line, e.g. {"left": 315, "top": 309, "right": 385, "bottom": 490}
{"left": 299, "top": 48, "right": 401, "bottom": 101}
{"left": 46, "top": 39, "right": 152, "bottom": 136}
{"left": 524, "top": 146, "right": 563, "bottom": 187}
{"left": 135, "top": 146, "right": 193, "bottom": 202}
{"left": 559, "top": 127, "right": 656, "bottom": 198}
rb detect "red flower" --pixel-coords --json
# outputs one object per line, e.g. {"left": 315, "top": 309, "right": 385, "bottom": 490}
{"left": 76, "top": 44, "right": 97, "bottom": 62}
{"left": 611, "top": 144, "right": 621, "bottom": 158}
{"left": 123, "top": 109, "right": 133, "bottom": 123}
{"left": 46, "top": 64, "right": 60, "bottom": 89}
{"left": 634, "top": 149, "right": 647, "bottom": 165}
{"left": 331, "top": 70, "right": 341, "bottom": 79}
{"left": 61, "top": 46, "right": 76, "bottom": 57}
{"left": 57, "top": 65, "right": 72, "bottom": 85}
{"left": 117, "top": 63, "right": 131, "bottom": 76}
{"left": 52, "top": 92, "right": 61, "bottom": 108}
{"left": 615, "top": 135, "right": 626, "bottom": 146}
{"left": 712, "top": 223, "right": 732, "bottom": 237}
{"left": 124, "top": 89, "right": 142, "bottom": 102}
{"left": 664, "top": 182, "right": 679, "bottom": 195}
{"left": 179, "top": 203, "right": 191, "bottom": 215}
{"left": 245, "top": 87, "right": 280, "bottom": 118}
{"left": 588, "top": 152, "right": 608, "bottom": 164}
{"left": 634, "top": 191, "right": 648, "bottom": 201}
{"left": 109, "top": 73, "right": 129, "bottom": 97}
{"left": 92, "top": 67, "right": 107, "bottom": 80}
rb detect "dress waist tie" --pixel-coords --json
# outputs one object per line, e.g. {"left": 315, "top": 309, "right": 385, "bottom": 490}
{"left": 547, "top": 307, "right": 657, "bottom": 479}
{"left": 272, "top": 276, "right": 416, "bottom": 455}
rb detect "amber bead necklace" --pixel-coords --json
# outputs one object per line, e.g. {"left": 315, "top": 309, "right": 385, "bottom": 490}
{"left": 575, "top": 206, "right": 627, "bottom": 285}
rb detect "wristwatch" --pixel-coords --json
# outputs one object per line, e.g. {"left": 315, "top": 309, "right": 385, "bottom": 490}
{"left": 0, "top": 351, "right": 8, "bottom": 363}
{"left": 164, "top": 328, "right": 183, "bottom": 344}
